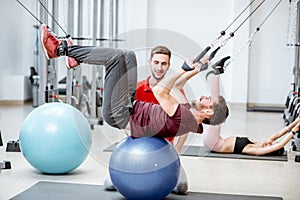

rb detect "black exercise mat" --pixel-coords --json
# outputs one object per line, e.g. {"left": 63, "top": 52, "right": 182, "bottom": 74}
{"left": 180, "top": 146, "right": 288, "bottom": 161}
{"left": 104, "top": 143, "right": 287, "bottom": 162}
{"left": 10, "top": 181, "right": 283, "bottom": 200}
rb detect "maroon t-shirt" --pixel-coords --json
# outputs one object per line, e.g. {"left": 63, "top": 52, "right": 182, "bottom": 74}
{"left": 135, "top": 76, "right": 185, "bottom": 143}
{"left": 130, "top": 101, "right": 203, "bottom": 138}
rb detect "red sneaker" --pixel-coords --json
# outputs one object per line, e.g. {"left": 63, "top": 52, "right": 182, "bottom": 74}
{"left": 65, "top": 37, "right": 79, "bottom": 69}
{"left": 40, "top": 24, "right": 61, "bottom": 59}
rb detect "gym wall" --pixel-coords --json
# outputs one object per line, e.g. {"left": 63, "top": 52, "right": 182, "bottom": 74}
{"left": 0, "top": 0, "right": 293, "bottom": 108}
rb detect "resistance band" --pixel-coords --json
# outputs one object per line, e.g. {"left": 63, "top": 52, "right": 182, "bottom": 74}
{"left": 183, "top": 0, "right": 266, "bottom": 73}
{"left": 192, "top": 0, "right": 259, "bottom": 65}
{"left": 205, "top": 0, "right": 284, "bottom": 78}
{"left": 184, "top": 0, "right": 266, "bottom": 76}
{"left": 16, "top": 0, "right": 70, "bottom": 38}
{"left": 209, "top": 0, "right": 266, "bottom": 60}
{"left": 224, "top": 0, "right": 284, "bottom": 69}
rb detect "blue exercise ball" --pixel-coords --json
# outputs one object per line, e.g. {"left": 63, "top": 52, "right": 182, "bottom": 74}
{"left": 109, "top": 136, "right": 180, "bottom": 200}
{"left": 19, "top": 102, "right": 92, "bottom": 174}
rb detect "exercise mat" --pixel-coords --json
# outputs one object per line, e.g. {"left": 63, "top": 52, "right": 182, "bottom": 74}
{"left": 10, "top": 181, "right": 283, "bottom": 200}
{"left": 104, "top": 143, "right": 287, "bottom": 162}
{"left": 180, "top": 145, "right": 288, "bottom": 161}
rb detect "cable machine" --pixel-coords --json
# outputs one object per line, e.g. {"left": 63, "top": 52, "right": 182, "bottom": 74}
{"left": 63, "top": 0, "right": 121, "bottom": 129}
{"left": 17, "top": 0, "right": 121, "bottom": 129}
{"left": 284, "top": 0, "right": 300, "bottom": 151}
{"left": 284, "top": 0, "right": 300, "bottom": 125}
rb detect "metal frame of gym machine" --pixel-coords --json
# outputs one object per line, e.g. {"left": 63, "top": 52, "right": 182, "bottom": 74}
{"left": 65, "top": 0, "right": 120, "bottom": 129}
{"left": 284, "top": 0, "right": 300, "bottom": 151}
{"left": 33, "top": 0, "right": 60, "bottom": 106}
{"left": 33, "top": 0, "right": 120, "bottom": 129}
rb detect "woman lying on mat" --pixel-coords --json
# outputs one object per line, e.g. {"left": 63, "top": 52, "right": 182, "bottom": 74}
{"left": 204, "top": 116, "right": 300, "bottom": 156}
{"left": 203, "top": 74, "right": 299, "bottom": 156}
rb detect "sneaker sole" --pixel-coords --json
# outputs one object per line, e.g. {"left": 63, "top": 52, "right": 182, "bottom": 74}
{"left": 40, "top": 29, "right": 50, "bottom": 60}
{"left": 65, "top": 57, "right": 71, "bottom": 70}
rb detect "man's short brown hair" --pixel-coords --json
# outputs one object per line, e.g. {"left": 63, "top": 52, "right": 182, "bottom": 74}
{"left": 210, "top": 95, "right": 229, "bottom": 125}
{"left": 150, "top": 46, "right": 171, "bottom": 61}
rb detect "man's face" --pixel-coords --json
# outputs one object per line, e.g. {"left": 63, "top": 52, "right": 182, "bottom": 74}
{"left": 192, "top": 96, "right": 216, "bottom": 121}
{"left": 148, "top": 53, "right": 170, "bottom": 81}
{"left": 199, "top": 96, "right": 214, "bottom": 109}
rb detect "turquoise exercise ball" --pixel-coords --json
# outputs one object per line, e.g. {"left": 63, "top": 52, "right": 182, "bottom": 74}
{"left": 19, "top": 102, "right": 92, "bottom": 174}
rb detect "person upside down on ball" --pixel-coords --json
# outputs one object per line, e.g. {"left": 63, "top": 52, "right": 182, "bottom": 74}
{"left": 104, "top": 45, "right": 190, "bottom": 194}
{"left": 40, "top": 24, "right": 229, "bottom": 138}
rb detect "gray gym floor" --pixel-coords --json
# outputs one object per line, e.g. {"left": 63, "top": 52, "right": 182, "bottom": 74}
{"left": 0, "top": 102, "right": 299, "bottom": 200}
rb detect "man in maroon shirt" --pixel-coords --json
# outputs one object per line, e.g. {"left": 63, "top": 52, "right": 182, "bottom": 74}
{"left": 41, "top": 25, "right": 229, "bottom": 194}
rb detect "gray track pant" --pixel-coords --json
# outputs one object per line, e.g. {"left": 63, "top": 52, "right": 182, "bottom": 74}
{"left": 68, "top": 46, "right": 137, "bottom": 129}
